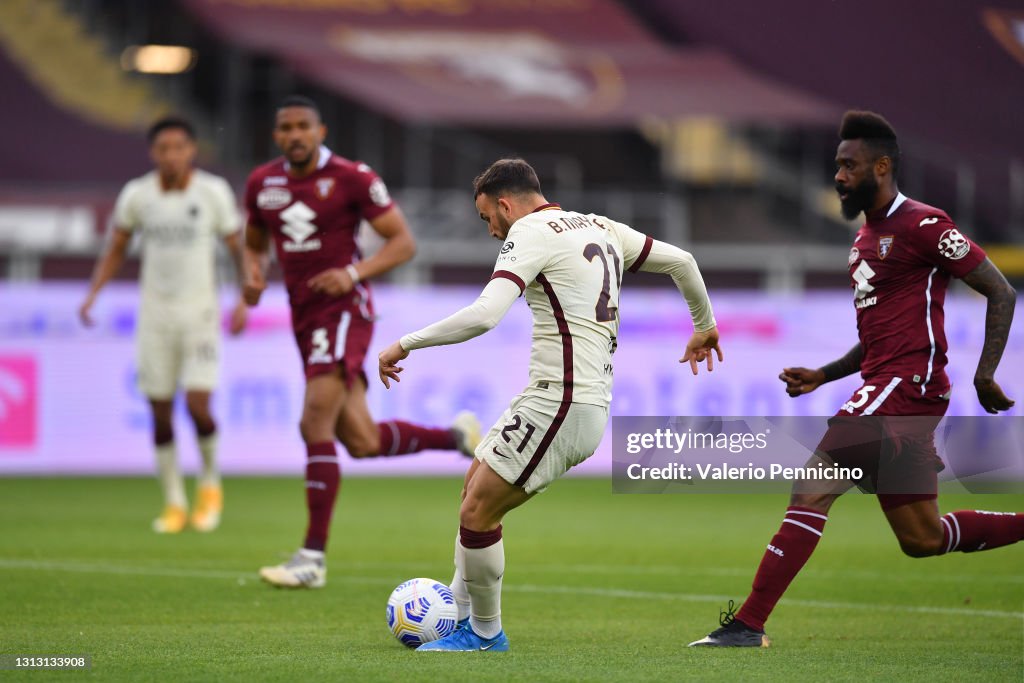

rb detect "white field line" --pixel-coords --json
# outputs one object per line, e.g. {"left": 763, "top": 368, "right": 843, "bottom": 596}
{"left": 0, "top": 558, "right": 1020, "bottom": 621}
{"left": 337, "top": 560, "right": 1024, "bottom": 585}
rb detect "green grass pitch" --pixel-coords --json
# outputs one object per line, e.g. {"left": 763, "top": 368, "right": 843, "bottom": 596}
{"left": 0, "top": 477, "right": 1021, "bottom": 682}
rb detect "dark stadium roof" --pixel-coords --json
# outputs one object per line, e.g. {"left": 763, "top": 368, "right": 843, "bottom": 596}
{"left": 181, "top": 0, "right": 840, "bottom": 127}
{"left": 630, "top": 0, "right": 1024, "bottom": 235}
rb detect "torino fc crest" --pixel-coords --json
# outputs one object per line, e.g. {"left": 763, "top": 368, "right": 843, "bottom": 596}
{"left": 315, "top": 178, "right": 335, "bottom": 200}
{"left": 878, "top": 236, "right": 894, "bottom": 260}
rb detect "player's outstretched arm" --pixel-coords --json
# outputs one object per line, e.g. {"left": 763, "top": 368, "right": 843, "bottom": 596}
{"left": 242, "top": 223, "right": 271, "bottom": 307}
{"left": 780, "top": 343, "right": 863, "bottom": 397}
{"left": 223, "top": 231, "right": 249, "bottom": 335}
{"left": 632, "top": 237, "right": 721, "bottom": 374}
{"left": 961, "top": 258, "right": 1016, "bottom": 413}
{"left": 79, "top": 228, "right": 132, "bottom": 327}
{"left": 377, "top": 277, "right": 521, "bottom": 389}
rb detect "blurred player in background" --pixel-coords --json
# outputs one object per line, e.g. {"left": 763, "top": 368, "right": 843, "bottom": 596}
{"left": 378, "top": 158, "right": 721, "bottom": 651}
{"left": 244, "top": 96, "right": 480, "bottom": 588}
{"left": 690, "top": 111, "right": 1021, "bottom": 648}
{"left": 80, "top": 116, "right": 247, "bottom": 534}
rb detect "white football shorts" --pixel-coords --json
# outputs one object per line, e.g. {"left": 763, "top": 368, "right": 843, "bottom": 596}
{"left": 477, "top": 393, "right": 608, "bottom": 494}
{"left": 135, "top": 304, "right": 221, "bottom": 399}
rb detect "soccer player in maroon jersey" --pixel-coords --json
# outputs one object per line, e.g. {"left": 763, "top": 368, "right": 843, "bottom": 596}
{"left": 691, "top": 111, "right": 1021, "bottom": 647}
{"left": 243, "top": 96, "right": 481, "bottom": 588}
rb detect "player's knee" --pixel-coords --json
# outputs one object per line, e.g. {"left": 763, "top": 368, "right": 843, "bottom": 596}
{"left": 459, "top": 494, "right": 497, "bottom": 531}
{"left": 344, "top": 440, "right": 379, "bottom": 459}
{"left": 897, "top": 532, "right": 944, "bottom": 558}
{"left": 299, "top": 407, "right": 333, "bottom": 442}
{"left": 789, "top": 491, "right": 835, "bottom": 514}
{"left": 188, "top": 409, "right": 216, "bottom": 437}
{"left": 153, "top": 421, "right": 174, "bottom": 446}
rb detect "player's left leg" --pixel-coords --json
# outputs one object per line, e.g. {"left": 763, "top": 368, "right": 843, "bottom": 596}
{"left": 180, "top": 319, "right": 223, "bottom": 531}
{"left": 447, "top": 458, "right": 483, "bottom": 627}
{"left": 333, "top": 372, "right": 481, "bottom": 459}
{"left": 184, "top": 390, "right": 222, "bottom": 532}
{"left": 418, "top": 460, "right": 531, "bottom": 652}
{"left": 882, "top": 496, "right": 1024, "bottom": 556}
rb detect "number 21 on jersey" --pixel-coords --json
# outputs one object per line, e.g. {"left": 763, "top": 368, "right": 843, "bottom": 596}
{"left": 583, "top": 242, "right": 622, "bottom": 323}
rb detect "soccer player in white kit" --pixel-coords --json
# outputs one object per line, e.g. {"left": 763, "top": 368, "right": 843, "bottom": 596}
{"left": 378, "top": 159, "right": 722, "bottom": 651}
{"left": 80, "top": 117, "right": 248, "bottom": 534}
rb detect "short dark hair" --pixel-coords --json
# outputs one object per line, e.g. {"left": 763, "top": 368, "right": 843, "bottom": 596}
{"left": 839, "top": 110, "right": 900, "bottom": 176}
{"left": 473, "top": 158, "right": 542, "bottom": 198}
{"left": 277, "top": 95, "right": 321, "bottom": 119}
{"left": 147, "top": 116, "right": 195, "bottom": 144}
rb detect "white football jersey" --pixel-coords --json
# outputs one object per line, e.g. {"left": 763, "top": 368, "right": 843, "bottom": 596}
{"left": 113, "top": 169, "right": 239, "bottom": 309}
{"left": 490, "top": 204, "right": 652, "bottom": 407}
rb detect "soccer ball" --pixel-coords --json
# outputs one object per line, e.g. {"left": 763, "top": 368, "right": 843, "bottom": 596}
{"left": 386, "top": 578, "right": 459, "bottom": 648}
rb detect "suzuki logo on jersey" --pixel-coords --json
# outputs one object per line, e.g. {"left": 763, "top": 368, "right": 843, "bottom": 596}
{"left": 280, "top": 201, "right": 322, "bottom": 252}
{"left": 878, "top": 236, "right": 894, "bottom": 259}
{"left": 852, "top": 260, "right": 878, "bottom": 310}
{"left": 938, "top": 228, "right": 970, "bottom": 260}
{"left": 0, "top": 355, "right": 38, "bottom": 449}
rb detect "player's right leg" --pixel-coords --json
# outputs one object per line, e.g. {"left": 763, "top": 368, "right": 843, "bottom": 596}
{"left": 689, "top": 450, "right": 855, "bottom": 648}
{"left": 185, "top": 390, "right": 221, "bottom": 532}
{"left": 181, "top": 317, "right": 223, "bottom": 532}
{"left": 259, "top": 370, "right": 348, "bottom": 588}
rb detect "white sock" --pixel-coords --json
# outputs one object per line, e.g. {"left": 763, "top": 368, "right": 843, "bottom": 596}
{"left": 197, "top": 432, "right": 220, "bottom": 487}
{"left": 460, "top": 538, "right": 504, "bottom": 639}
{"left": 155, "top": 442, "right": 187, "bottom": 509}
{"left": 298, "top": 548, "right": 324, "bottom": 563}
{"left": 451, "top": 535, "right": 471, "bottom": 621}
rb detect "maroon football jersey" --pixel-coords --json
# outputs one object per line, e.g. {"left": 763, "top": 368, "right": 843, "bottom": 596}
{"left": 244, "top": 146, "right": 394, "bottom": 324}
{"left": 847, "top": 194, "right": 985, "bottom": 398}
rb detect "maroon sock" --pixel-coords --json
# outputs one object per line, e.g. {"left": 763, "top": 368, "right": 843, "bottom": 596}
{"left": 735, "top": 506, "right": 828, "bottom": 631}
{"left": 377, "top": 420, "right": 456, "bottom": 456}
{"left": 460, "top": 524, "right": 503, "bottom": 548}
{"left": 940, "top": 510, "right": 1024, "bottom": 553}
{"left": 303, "top": 442, "right": 340, "bottom": 552}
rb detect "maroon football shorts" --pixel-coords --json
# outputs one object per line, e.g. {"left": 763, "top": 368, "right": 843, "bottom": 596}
{"left": 292, "top": 306, "right": 373, "bottom": 387}
{"left": 817, "top": 376, "right": 949, "bottom": 510}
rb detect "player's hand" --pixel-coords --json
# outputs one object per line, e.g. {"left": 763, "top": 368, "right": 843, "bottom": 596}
{"left": 229, "top": 300, "right": 248, "bottom": 336}
{"left": 680, "top": 327, "right": 723, "bottom": 375}
{"left": 780, "top": 367, "right": 825, "bottom": 397}
{"left": 243, "top": 263, "right": 266, "bottom": 306}
{"left": 974, "top": 376, "right": 1015, "bottom": 414}
{"left": 78, "top": 295, "right": 96, "bottom": 327}
{"left": 378, "top": 340, "right": 409, "bottom": 389}
{"left": 307, "top": 268, "right": 354, "bottom": 297}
